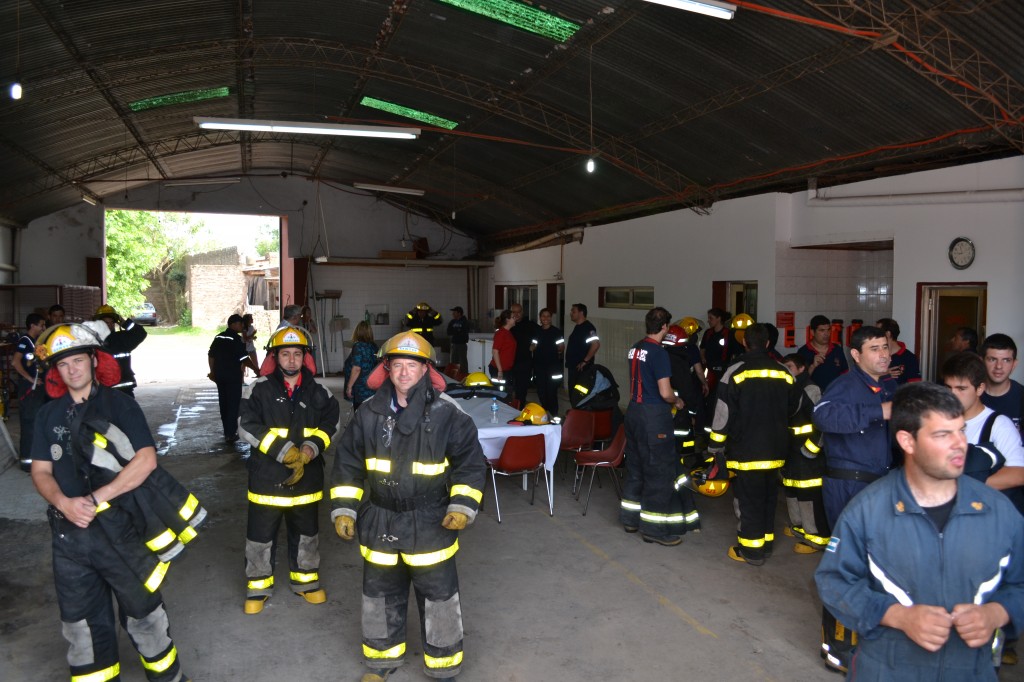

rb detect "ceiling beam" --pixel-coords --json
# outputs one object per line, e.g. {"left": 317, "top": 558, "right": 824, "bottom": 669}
{"left": 0, "top": 136, "right": 103, "bottom": 205}
{"left": 28, "top": 0, "right": 171, "bottom": 179}
{"left": 235, "top": 0, "right": 256, "bottom": 173}
{"left": 801, "top": 0, "right": 1024, "bottom": 152}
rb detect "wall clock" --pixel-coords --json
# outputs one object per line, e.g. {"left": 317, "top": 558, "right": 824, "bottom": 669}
{"left": 948, "top": 237, "right": 975, "bottom": 270}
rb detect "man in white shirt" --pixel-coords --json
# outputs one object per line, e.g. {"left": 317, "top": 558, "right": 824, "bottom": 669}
{"left": 942, "top": 352, "right": 1024, "bottom": 492}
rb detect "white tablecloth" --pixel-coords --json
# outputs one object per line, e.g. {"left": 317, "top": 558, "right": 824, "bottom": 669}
{"left": 454, "top": 397, "right": 562, "bottom": 514}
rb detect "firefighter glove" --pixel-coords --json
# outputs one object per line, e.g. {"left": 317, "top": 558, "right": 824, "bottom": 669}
{"left": 282, "top": 446, "right": 306, "bottom": 465}
{"left": 282, "top": 461, "right": 304, "bottom": 486}
{"left": 442, "top": 512, "right": 468, "bottom": 530}
{"left": 335, "top": 516, "right": 355, "bottom": 541}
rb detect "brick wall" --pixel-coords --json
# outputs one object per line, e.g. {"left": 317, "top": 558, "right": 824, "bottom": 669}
{"left": 189, "top": 265, "right": 247, "bottom": 329}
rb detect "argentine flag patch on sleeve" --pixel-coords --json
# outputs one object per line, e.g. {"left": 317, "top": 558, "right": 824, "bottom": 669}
{"left": 826, "top": 537, "right": 839, "bottom": 553}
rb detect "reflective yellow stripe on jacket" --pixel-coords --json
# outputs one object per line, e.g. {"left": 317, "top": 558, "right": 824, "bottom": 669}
{"left": 727, "top": 459, "right": 785, "bottom": 471}
{"left": 259, "top": 427, "right": 289, "bottom": 454}
{"left": 331, "top": 485, "right": 364, "bottom": 501}
{"left": 302, "top": 427, "right": 331, "bottom": 448}
{"left": 450, "top": 483, "right": 483, "bottom": 503}
{"left": 733, "top": 369, "right": 794, "bottom": 384}
{"left": 781, "top": 476, "right": 823, "bottom": 489}
{"left": 247, "top": 491, "right": 324, "bottom": 506}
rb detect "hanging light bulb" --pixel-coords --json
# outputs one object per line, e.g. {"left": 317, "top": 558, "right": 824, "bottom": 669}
{"left": 10, "top": 82, "right": 22, "bottom": 100}
{"left": 586, "top": 157, "right": 595, "bottom": 173}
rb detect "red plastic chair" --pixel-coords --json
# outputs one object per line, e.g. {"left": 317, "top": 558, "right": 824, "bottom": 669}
{"left": 592, "top": 409, "right": 613, "bottom": 446}
{"left": 558, "top": 409, "right": 595, "bottom": 475}
{"left": 485, "top": 434, "right": 547, "bottom": 523}
{"left": 573, "top": 425, "right": 626, "bottom": 516}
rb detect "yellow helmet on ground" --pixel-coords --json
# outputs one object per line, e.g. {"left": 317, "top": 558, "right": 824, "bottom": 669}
{"left": 516, "top": 402, "right": 551, "bottom": 425}
{"left": 36, "top": 323, "right": 105, "bottom": 364}
{"left": 689, "top": 467, "right": 731, "bottom": 497}
{"left": 267, "top": 326, "right": 312, "bottom": 352}
{"left": 463, "top": 372, "right": 492, "bottom": 387}
{"left": 94, "top": 304, "right": 118, "bottom": 320}
{"left": 379, "top": 331, "right": 436, "bottom": 364}
{"left": 679, "top": 316, "right": 703, "bottom": 337}
{"left": 415, "top": 301, "right": 431, "bottom": 311}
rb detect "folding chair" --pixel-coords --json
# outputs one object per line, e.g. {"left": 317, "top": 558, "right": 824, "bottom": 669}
{"left": 573, "top": 425, "right": 626, "bottom": 516}
{"left": 558, "top": 409, "right": 595, "bottom": 475}
{"left": 484, "top": 434, "right": 547, "bottom": 523}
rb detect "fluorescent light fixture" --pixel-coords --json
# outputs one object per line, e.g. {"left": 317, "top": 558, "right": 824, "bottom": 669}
{"left": 82, "top": 195, "right": 97, "bottom": 206}
{"left": 361, "top": 96, "right": 458, "bottom": 130}
{"left": 640, "top": 0, "right": 736, "bottom": 20}
{"left": 436, "top": 0, "right": 580, "bottom": 42}
{"left": 130, "top": 87, "right": 230, "bottom": 112}
{"left": 10, "top": 82, "right": 22, "bottom": 100}
{"left": 194, "top": 117, "right": 420, "bottom": 139}
{"left": 353, "top": 183, "right": 426, "bottom": 197}
{"left": 164, "top": 177, "right": 241, "bottom": 187}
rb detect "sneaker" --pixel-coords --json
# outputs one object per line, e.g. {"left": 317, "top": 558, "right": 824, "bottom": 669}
{"left": 728, "top": 546, "right": 764, "bottom": 566}
{"left": 642, "top": 534, "right": 682, "bottom": 546}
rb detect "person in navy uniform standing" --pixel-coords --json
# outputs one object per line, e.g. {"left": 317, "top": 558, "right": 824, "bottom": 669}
{"left": 619, "top": 307, "right": 689, "bottom": 546}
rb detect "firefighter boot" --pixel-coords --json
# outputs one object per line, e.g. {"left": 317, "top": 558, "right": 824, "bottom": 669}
{"left": 361, "top": 669, "right": 397, "bottom": 682}
{"left": 302, "top": 588, "right": 327, "bottom": 604}
{"left": 244, "top": 596, "right": 268, "bottom": 614}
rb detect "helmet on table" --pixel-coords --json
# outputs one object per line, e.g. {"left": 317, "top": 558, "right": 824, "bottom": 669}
{"left": 662, "top": 325, "right": 689, "bottom": 347}
{"left": 515, "top": 402, "right": 551, "bottom": 425}
{"left": 379, "top": 332, "right": 436, "bottom": 364}
{"left": 463, "top": 372, "right": 492, "bottom": 387}
{"left": 267, "top": 326, "right": 312, "bottom": 352}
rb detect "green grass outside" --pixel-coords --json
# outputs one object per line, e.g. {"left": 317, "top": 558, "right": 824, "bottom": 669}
{"left": 145, "top": 325, "right": 216, "bottom": 337}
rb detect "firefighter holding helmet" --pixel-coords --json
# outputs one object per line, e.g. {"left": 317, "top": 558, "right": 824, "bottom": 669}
{"left": 331, "top": 331, "right": 486, "bottom": 681}
{"left": 238, "top": 325, "right": 341, "bottom": 614}
{"left": 30, "top": 324, "right": 193, "bottom": 682}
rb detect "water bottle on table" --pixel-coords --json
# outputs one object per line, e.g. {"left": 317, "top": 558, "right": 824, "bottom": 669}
{"left": 490, "top": 397, "right": 499, "bottom": 423}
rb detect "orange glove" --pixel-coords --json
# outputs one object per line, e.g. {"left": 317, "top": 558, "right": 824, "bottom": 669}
{"left": 335, "top": 516, "right": 355, "bottom": 541}
{"left": 442, "top": 512, "right": 468, "bottom": 530}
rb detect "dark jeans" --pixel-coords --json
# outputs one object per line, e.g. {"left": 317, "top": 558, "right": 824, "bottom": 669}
{"left": 215, "top": 379, "right": 242, "bottom": 439}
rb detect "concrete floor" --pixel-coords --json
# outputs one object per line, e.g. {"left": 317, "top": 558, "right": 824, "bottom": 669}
{"left": 2, "top": 377, "right": 1022, "bottom": 681}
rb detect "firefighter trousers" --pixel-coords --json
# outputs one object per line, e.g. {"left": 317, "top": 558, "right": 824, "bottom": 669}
{"left": 214, "top": 378, "right": 242, "bottom": 440}
{"left": 783, "top": 482, "right": 830, "bottom": 548}
{"left": 534, "top": 364, "right": 562, "bottom": 417}
{"left": 51, "top": 521, "right": 184, "bottom": 682}
{"left": 362, "top": 557, "right": 464, "bottom": 679}
{"left": 619, "top": 403, "right": 686, "bottom": 538}
{"left": 245, "top": 499, "right": 321, "bottom": 597}
{"left": 732, "top": 468, "right": 779, "bottom": 562}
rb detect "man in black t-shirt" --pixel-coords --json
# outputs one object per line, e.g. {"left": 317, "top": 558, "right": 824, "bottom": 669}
{"left": 208, "top": 314, "right": 252, "bottom": 444}
{"left": 12, "top": 312, "right": 47, "bottom": 470}
{"left": 565, "top": 303, "right": 600, "bottom": 392}
{"left": 509, "top": 302, "right": 538, "bottom": 405}
{"left": 981, "top": 333, "right": 1024, "bottom": 433}
{"left": 447, "top": 306, "right": 470, "bottom": 371}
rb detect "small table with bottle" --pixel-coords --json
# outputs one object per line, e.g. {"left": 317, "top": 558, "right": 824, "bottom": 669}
{"left": 462, "top": 396, "right": 562, "bottom": 516}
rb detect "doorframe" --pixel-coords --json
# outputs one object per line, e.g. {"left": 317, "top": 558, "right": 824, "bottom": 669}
{"left": 914, "top": 281, "right": 987, "bottom": 381}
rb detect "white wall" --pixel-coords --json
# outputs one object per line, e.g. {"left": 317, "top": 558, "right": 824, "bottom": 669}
{"left": 17, "top": 177, "right": 477, "bottom": 287}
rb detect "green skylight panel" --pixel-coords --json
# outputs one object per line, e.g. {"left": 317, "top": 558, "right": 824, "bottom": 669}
{"left": 129, "top": 87, "right": 231, "bottom": 112}
{"left": 360, "top": 97, "right": 459, "bottom": 130}
{"left": 436, "top": 0, "right": 579, "bottom": 42}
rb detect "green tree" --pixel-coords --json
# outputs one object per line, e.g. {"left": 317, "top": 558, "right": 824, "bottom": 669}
{"left": 105, "top": 210, "right": 166, "bottom": 315}
{"left": 254, "top": 225, "right": 279, "bottom": 258}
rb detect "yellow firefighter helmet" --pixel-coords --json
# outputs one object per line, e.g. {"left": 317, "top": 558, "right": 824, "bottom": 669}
{"left": 679, "top": 316, "right": 703, "bottom": 337}
{"left": 267, "top": 326, "right": 312, "bottom": 351}
{"left": 36, "top": 323, "right": 104, "bottom": 364}
{"left": 463, "top": 372, "right": 493, "bottom": 387}
{"left": 379, "top": 331, "right": 436, "bottom": 363}
{"left": 515, "top": 402, "right": 551, "bottom": 425}
{"left": 689, "top": 467, "right": 731, "bottom": 497}
{"left": 730, "top": 313, "right": 755, "bottom": 344}
{"left": 94, "top": 304, "right": 118, "bottom": 320}
{"left": 415, "top": 301, "right": 431, "bottom": 311}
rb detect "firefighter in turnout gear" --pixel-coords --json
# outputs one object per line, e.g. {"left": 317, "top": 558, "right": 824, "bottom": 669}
{"left": 331, "top": 331, "right": 486, "bottom": 681}
{"left": 30, "top": 323, "right": 194, "bottom": 682}
{"left": 94, "top": 304, "right": 148, "bottom": 396}
{"left": 709, "top": 323, "right": 802, "bottom": 565}
{"left": 781, "top": 354, "right": 830, "bottom": 553}
{"left": 405, "top": 301, "right": 443, "bottom": 346}
{"left": 238, "top": 325, "right": 341, "bottom": 614}
{"left": 619, "top": 308, "right": 695, "bottom": 546}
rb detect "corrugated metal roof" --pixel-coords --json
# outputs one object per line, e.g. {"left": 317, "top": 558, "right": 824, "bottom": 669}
{"left": 1, "top": 0, "right": 1022, "bottom": 247}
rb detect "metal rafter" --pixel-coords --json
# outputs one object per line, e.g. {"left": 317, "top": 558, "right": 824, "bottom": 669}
{"left": 801, "top": 0, "right": 1024, "bottom": 151}
{"left": 0, "top": 136, "right": 103, "bottom": 204}
{"left": 27, "top": 0, "right": 171, "bottom": 179}
{"left": 310, "top": 0, "right": 412, "bottom": 177}
{"left": 236, "top": 0, "right": 256, "bottom": 173}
